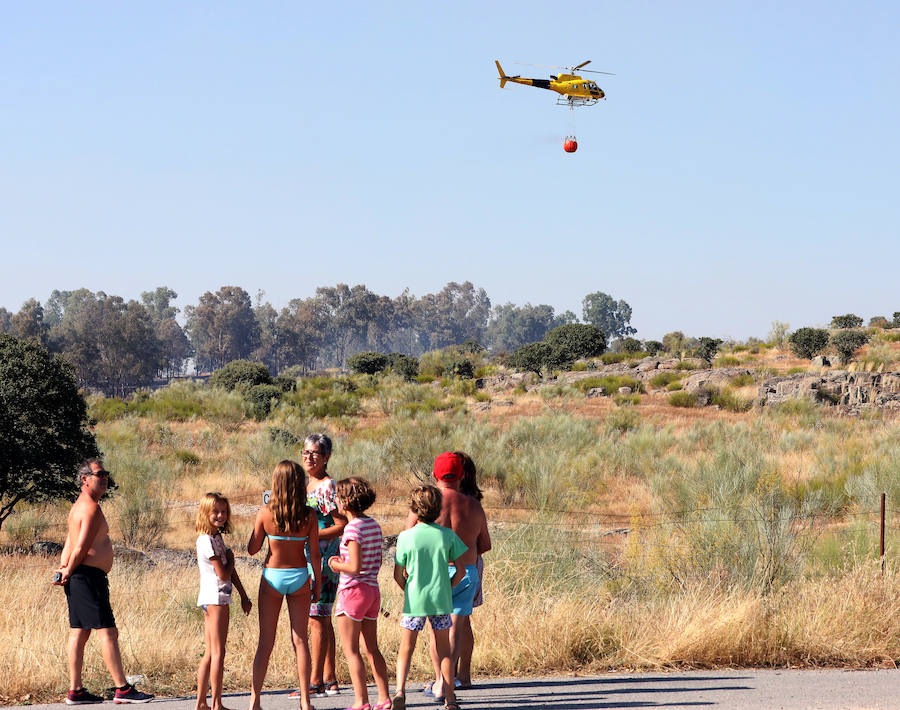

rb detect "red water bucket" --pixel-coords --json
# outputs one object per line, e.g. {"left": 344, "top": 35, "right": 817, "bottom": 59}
{"left": 563, "top": 137, "right": 577, "bottom": 153}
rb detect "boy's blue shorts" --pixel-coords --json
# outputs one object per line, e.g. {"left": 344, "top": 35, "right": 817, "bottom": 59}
{"left": 448, "top": 564, "right": 480, "bottom": 616}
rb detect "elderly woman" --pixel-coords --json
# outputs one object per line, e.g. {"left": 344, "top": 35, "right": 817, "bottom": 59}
{"left": 301, "top": 433, "right": 346, "bottom": 697}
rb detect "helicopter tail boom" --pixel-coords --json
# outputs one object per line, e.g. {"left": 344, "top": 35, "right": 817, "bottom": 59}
{"left": 495, "top": 60, "right": 508, "bottom": 88}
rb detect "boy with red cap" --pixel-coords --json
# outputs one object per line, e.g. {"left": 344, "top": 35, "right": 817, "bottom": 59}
{"left": 408, "top": 452, "right": 491, "bottom": 704}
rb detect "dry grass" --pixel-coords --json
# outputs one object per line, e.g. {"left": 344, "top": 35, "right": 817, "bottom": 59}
{"left": 4, "top": 555, "right": 897, "bottom": 704}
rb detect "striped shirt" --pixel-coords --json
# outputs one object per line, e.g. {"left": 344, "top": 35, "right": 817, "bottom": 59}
{"left": 338, "top": 516, "right": 382, "bottom": 589}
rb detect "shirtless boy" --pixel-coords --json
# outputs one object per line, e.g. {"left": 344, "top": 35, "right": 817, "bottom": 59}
{"left": 53, "top": 459, "right": 153, "bottom": 705}
{"left": 408, "top": 452, "right": 491, "bottom": 701}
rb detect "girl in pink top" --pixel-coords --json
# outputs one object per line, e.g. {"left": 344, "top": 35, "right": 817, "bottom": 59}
{"left": 328, "top": 478, "right": 390, "bottom": 710}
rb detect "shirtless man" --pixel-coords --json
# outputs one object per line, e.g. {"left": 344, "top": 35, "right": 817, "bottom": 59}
{"left": 53, "top": 459, "right": 153, "bottom": 705}
{"left": 407, "top": 452, "right": 491, "bottom": 702}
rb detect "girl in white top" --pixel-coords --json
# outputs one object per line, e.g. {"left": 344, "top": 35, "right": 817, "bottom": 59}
{"left": 195, "top": 493, "right": 252, "bottom": 710}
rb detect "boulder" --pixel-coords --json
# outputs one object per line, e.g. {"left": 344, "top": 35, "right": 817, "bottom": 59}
{"left": 682, "top": 368, "right": 753, "bottom": 393}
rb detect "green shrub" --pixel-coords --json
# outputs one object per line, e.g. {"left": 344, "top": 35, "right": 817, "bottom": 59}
{"left": 621, "top": 337, "right": 643, "bottom": 353}
{"left": 246, "top": 384, "right": 283, "bottom": 420}
{"left": 710, "top": 387, "right": 753, "bottom": 412}
{"left": 789, "top": 327, "right": 829, "bottom": 359}
{"left": 130, "top": 390, "right": 205, "bottom": 421}
{"left": 174, "top": 449, "right": 201, "bottom": 466}
{"left": 209, "top": 360, "right": 272, "bottom": 391}
{"left": 785, "top": 366, "right": 808, "bottom": 374}
{"left": 118, "top": 493, "right": 167, "bottom": 549}
{"left": 416, "top": 374, "right": 436, "bottom": 384}
{"left": 668, "top": 391, "right": 698, "bottom": 407}
{"left": 268, "top": 427, "right": 301, "bottom": 447}
{"left": 666, "top": 381, "right": 683, "bottom": 391}
{"left": 830, "top": 314, "right": 863, "bottom": 329}
{"left": 297, "top": 392, "right": 360, "bottom": 419}
{"left": 830, "top": 329, "right": 869, "bottom": 363}
{"left": 605, "top": 407, "right": 640, "bottom": 434}
{"left": 714, "top": 355, "right": 741, "bottom": 367}
{"left": 544, "top": 323, "right": 606, "bottom": 360}
{"left": 347, "top": 351, "right": 389, "bottom": 375}
{"left": 449, "top": 378, "right": 478, "bottom": 397}
{"left": 648, "top": 372, "right": 682, "bottom": 388}
{"left": 273, "top": 375, "right": 297, "bottom": 392}
{"left": 674, "top": 360, "right": 704, "bottom": 371}
{"left": 869, "top": 316, "right": 890, "bottom": 329}
{"left": 387, "top": 353, "right": 419, "bottom": 381}
{"left": 644, "top": 340, "right": 663, "bottom": 356}
{"left": 613, "top": 393, "right": 641, "bottom": 406}
{"left": 89, "top": 396, "right": 130, "bottom": 422}
{"left": 730, "top": 373, "right": 755, "bottom": 388}
{"left": 695, "top": 337, "right": 723, "bottom": 363}
{"left": 572, "top": 361, "right": 589, "bottom": 371}
{"left": 509, "top": 342, "right": 555, "bottom": 376}
{"left": 446, "top": 357, "right": 475, "bottom": 379}
{"left": 599, "top": 352, "right": 629, "bottom": 364}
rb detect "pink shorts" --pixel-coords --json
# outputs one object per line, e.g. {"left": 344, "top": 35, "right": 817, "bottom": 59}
{"left": 334, "top": 584, "right": 380, "bottom": 621}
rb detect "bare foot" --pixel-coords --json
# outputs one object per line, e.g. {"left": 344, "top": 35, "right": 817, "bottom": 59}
{"left": 195, "top": 704, "right": 211, "bottom": 710}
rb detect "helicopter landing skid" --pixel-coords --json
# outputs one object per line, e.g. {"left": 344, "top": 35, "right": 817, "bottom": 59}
{"left": 558, "top": 97, "right": 600, "bottom": 107}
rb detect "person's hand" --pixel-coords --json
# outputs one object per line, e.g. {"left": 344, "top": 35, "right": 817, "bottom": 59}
{"left": 327, "top": 555, "right": 340, "bottom": 573}
{"left": 312, "top": 583, "right": 322, "bottom": 603}
{"left": 225, "top": 548, "right": 235, "bottom": 563}
{"left": 241, "top": 596, "right": 253, "bottom": 616}
{"left": 52, "top": 567, "right": 67, "bottom": 586}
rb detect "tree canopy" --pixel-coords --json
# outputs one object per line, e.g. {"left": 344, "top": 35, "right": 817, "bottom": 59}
{"left": 0, "top": 335, "right": 99, "bottom": 532}
{"left": 581, "top": 291, "right": 636, "bottom": 341}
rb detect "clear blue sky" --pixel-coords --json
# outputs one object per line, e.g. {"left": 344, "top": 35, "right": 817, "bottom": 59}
{"left": 2, "top": 1, "right": 898, "bottom": 340}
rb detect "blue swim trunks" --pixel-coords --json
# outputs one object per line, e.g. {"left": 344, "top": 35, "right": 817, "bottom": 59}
{"left": 447, "top": 564, "right": 480, "bottom": 616}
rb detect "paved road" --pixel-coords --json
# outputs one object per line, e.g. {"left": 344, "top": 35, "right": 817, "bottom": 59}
{"left": 14, "top": 670, "right": 900, "bottom": 710}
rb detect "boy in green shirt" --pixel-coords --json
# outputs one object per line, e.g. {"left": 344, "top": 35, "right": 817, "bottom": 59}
{"left": 393, "top": 485, "right": 466, "bottom": 710}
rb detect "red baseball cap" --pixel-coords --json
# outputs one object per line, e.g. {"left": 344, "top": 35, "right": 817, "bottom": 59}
{"left": 433, "top": 452, "right": 462, "bottom": 481}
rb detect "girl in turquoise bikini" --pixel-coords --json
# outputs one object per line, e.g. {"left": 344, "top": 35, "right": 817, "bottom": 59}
{"left": 247, "top": 460, "right": 321, "bottom": 710}
{"left": 302, "top": 433, "right": 347, "bottom": 698}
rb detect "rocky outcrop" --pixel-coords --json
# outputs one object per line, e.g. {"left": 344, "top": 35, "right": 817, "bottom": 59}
{"left": 757, "top": 371, "right": 900, "bottom": 412}
{"left": 476, "top": 373, "right": 529, "bottom": 392}
{"left": 682, "top": 368, "right": 754, "bottom": 392}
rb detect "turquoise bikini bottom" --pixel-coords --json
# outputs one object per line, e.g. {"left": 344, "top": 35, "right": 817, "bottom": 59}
{"left": 262, "top": 566, "right": 310, "bottom": 595}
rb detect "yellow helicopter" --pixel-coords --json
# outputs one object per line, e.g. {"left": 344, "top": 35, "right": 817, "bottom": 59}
{"left": 495, "top": 60, "right": 613, "bottom": 106}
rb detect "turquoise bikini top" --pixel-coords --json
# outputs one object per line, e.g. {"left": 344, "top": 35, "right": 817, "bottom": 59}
{"left": 266, "top": 533, "right": 307, "bottom": 541}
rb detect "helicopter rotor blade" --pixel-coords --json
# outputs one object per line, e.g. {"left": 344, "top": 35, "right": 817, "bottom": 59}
{"left": 513, "top": 61, "right": 570, "bottom": 71}
{"left": 514, "top": 61, "right": 615, "bottom": 76}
